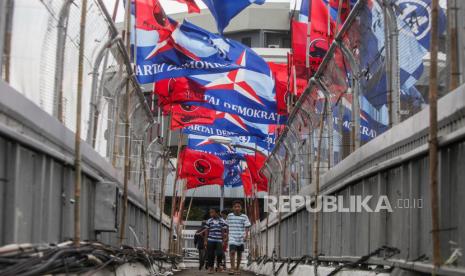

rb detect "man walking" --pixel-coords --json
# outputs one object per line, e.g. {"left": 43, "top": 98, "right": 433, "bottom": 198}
{"left": 204, "top": 208, "right": 228, "bottom": 274}
{"left": 226, "top": 201, "right": 251, "bottom": 275}
{"left": 193, "top": 221, "right": 207, "bottom": 270}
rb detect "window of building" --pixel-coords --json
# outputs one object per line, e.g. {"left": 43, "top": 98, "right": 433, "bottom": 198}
{"left": 241, "top": 37, "right": 252, "bottom": 47}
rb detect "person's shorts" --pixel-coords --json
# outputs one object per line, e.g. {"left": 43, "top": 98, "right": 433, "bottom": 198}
{"left": 229, "top": 244, "right": 244, "bottom": 253}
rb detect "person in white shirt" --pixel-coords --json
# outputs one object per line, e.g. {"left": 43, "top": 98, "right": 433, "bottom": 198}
{"left": 226, "top": 200, "right": 251, "bottom": 275}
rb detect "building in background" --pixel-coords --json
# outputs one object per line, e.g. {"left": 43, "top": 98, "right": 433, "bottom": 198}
{"left": 163, "top": 2, "right": 292, "bottom": 224}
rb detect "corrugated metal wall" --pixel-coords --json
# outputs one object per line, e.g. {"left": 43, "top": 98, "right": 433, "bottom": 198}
{"left": 0, "top": 82, "right": 170, "bottom": 249}
{"left": 260, "top": 84, "right": 465, "bottom": 270}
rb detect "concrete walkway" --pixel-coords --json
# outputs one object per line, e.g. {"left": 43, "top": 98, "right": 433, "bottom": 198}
{"left": 174, "top": 269, "right": 256, "bottom": 276}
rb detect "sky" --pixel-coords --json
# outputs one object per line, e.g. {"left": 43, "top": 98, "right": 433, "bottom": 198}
{"left": 103, "top": 0, "right": 302, "bottom": 23}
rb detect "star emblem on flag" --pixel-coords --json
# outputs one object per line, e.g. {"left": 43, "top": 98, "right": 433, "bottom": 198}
{"left": 204, "top": 51, "right": 265, "bottom": 106}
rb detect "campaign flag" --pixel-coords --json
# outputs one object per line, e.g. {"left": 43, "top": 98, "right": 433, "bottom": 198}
{"left": 332, "top": 93, "right": 389, "bottom": 142}
{"left": 268, "top": 62, "right": 289, "bottom": 115}
{"left": 299, "top": 0, "right": 310, "bottom": 22}
{"left": 393, "top": 0, "right": 446, "bottom": 52}
{"left": 291, "top": 20, "right": 308, "bottom": 75}
{"left": 134, "top": 7, "right": 241, "bottom": 84}
{"left": 309, "top": 0, "right": 336, "bottom": 75}
{"left": 178, "top": 148, "right": 224, "bottom": 178}
{"left": 394, "top": 0, "right": 446, "bottom": 106}
{"left": 187, "top": 134, "right": 245, "bottom": 170}
{"left": 245, "top": 153, "right": 268, "bottom": 192}
{"left": 154, "top": 77, "right": 206, "bottom": 105}
{"left": 223, "top": 167, "right": 244, "bottom": 188}
{"left": 201, "top": 0, "right": 265, "bottom": 34}
{"left": 186, "top": 176, "right": 223, "bottom": 189}
{"left": 170, "top": 103, "right": 216, "bottom": 130}
{"left": 184, "top": 111, "right": 269, "bottom": 138}
{"left": 188, "top": 50, "right": 284, "bottom": 124}
{"left": 241, "top": 168, "right": 253, "bottom": 197}
{"left": 174, "top": 0, "right": 201, "bottom": 13}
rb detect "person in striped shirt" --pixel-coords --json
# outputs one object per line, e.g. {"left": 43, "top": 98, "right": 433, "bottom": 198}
{"left": 204, "top": 208, "right": 228, "bottom": 274}
{"left": 226, "top": 201, "right": 251, "bottom": 275}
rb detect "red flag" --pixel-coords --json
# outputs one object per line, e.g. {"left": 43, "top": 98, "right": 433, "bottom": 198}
{"left": 291, "top": 19, "right": 308, "bottom": 70}
{"left": 174, "top": 0, "right": 201, "bottom": 13}
{"left": 329, "top": 0, "right": 351, "bottom": 25}
{"left": 268, "top": 62, "right": 289, "bottom": 115}
{"left": 245, "top": 153, "right": 268, "bottom": 192}
{"left": 154, "top": 77, "right": 206, "bottom": 104}
{"left": 179, "top": 148, "right": 224, "bottom": 178}
{"left": 241, "top": 168, "right": 253, "bottom": 197}
{"left": 309, "top": 0, "right": 336, "bottom": 75}
{"left": 186, "top": 176, "right": 223, "bottom": 189}
{"left": 170, "top": 103, "right": 215, "bottom": 130}
{"left": 135, "top": 0, "right": 174, "bottom": 32}
{"left": 291, "top": 0, "right": 336, "bottom": 77}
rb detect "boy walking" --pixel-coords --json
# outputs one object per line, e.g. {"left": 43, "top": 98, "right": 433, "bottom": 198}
{"left": 204, "top": 208, "right": 228, "bottom": 274}
{"left": 226, "top": 201, "right": 251, "bottom": 275}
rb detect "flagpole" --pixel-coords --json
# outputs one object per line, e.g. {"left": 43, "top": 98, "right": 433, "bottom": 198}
{"left": 73, "top": 0, "right": 88, "bottom": 247}
{"left": 118, "top": 0, "right": 132, "bottom": 246}
{"left": 185, "top": 187, "right": 197, "bottom": 222}
{"left": 428, "top": 0, "right": 442, "bottom": 269}
{"left": 141, "top": 142, "right": 151, "bottom": 249}
{"left": 306, "top": 0, "right": 311, "bottom": 74}
{"left": 312, "top": 97, "right": 327, "bottom": 264}
{"left": 169, "top": 129, "right": 184, "bottom": 253}
{"left": 158, "top": 113, "right": 172, "bottom": 250}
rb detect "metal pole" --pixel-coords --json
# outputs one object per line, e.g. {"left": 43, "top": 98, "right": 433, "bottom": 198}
{"left": 88, "top": 37, "right": 118, "bottom": 146}
{"left": 74, "top": 0, "right": 88, "bottom": 247}
{"left": 220, "top": 185, "right": 225, "bottom": 210}
{"left": 2, "top": 0, "right": 14, "bottom": 83}
{"left": 428, "top": 0, "right": 442, "bottom": 269}
{"left": 383, "top": 2, "right": 400, "bottom": 125}
{"left": 141, "top": 142, "right": 151, "bottom": 250}
{"left": 112, "top": 0, "right": 121, "bottom": 21}
{"left": 54, "top": 0, "right": 72, "bottom": 122}
{"left": 448, "top": 0, "right": 459, "bottom": 91}
{"left": 0, "top": 0, "right": 7, "bottom": 78}
{"left": 118, "top": 0, "right": 132, "bottom": 246}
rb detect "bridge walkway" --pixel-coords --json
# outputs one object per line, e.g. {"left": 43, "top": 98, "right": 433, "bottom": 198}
{"left": 175, "top": 269, "right": 255, "bottom": 276}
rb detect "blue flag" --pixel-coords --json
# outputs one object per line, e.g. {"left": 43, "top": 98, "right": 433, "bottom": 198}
{"left": 184, "top": 111, "right": 269, "bottom": 138}
{"left": 201, "top": 0, "right": 266, "bottom": 34}
{"left": 187, "top": 134, "right": 245, "bottom": 187}
{"left": 134, "top": 19, "right": 253, "bottom": 83}
{"left": 394, "top": 0, "right": 447, "bottom": 51}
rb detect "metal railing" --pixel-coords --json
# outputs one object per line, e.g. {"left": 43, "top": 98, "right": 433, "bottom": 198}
{"left": 0, "top": 0, "right": 166, "bottom": 205}
{"left": 264, "top": 0, "right": 464, "bottom": 202}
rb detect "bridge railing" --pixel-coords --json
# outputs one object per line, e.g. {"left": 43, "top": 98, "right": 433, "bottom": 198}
{"left": 264, "top": 0, "right": 464, "bottom": 201}
{"left": 259, "top": 0, "right": 465, "bottom": 273}
{"left": 0, "top": 0, "right": 170, "bottom": 249}
{"left": 0, "top": 0, "right": 166, "bottom": 205}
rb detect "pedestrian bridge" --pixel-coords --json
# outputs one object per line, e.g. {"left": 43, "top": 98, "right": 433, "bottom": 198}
{"left": 1, "top": 0, "right": 465, "bottom": 275}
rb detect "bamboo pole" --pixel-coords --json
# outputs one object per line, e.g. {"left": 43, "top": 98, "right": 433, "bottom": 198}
{"left": 141, "top": 142, "right": 151, "bottom": 250}
{"left": 185, "top": 188, "right": 196, "bottom": 222}
{"left": 176, "top": 179, "right": 187, "bottom": 254}
{"left": 312, "top": 98, "right": 327, "bottom": 260}
{"left": 118, "top": 0, "right": 132, "bottom": 246}
{"left": 428, "top": 0, "right": 442, "bottom": 269}
{"left": 169, "top": 130, "right": 184, "bottom": 253}
{"left": 73, "top": 0, "right": 88, "bottom": 247}
{"left": 158, "top": 114, "right": 172, "bottom": 250}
